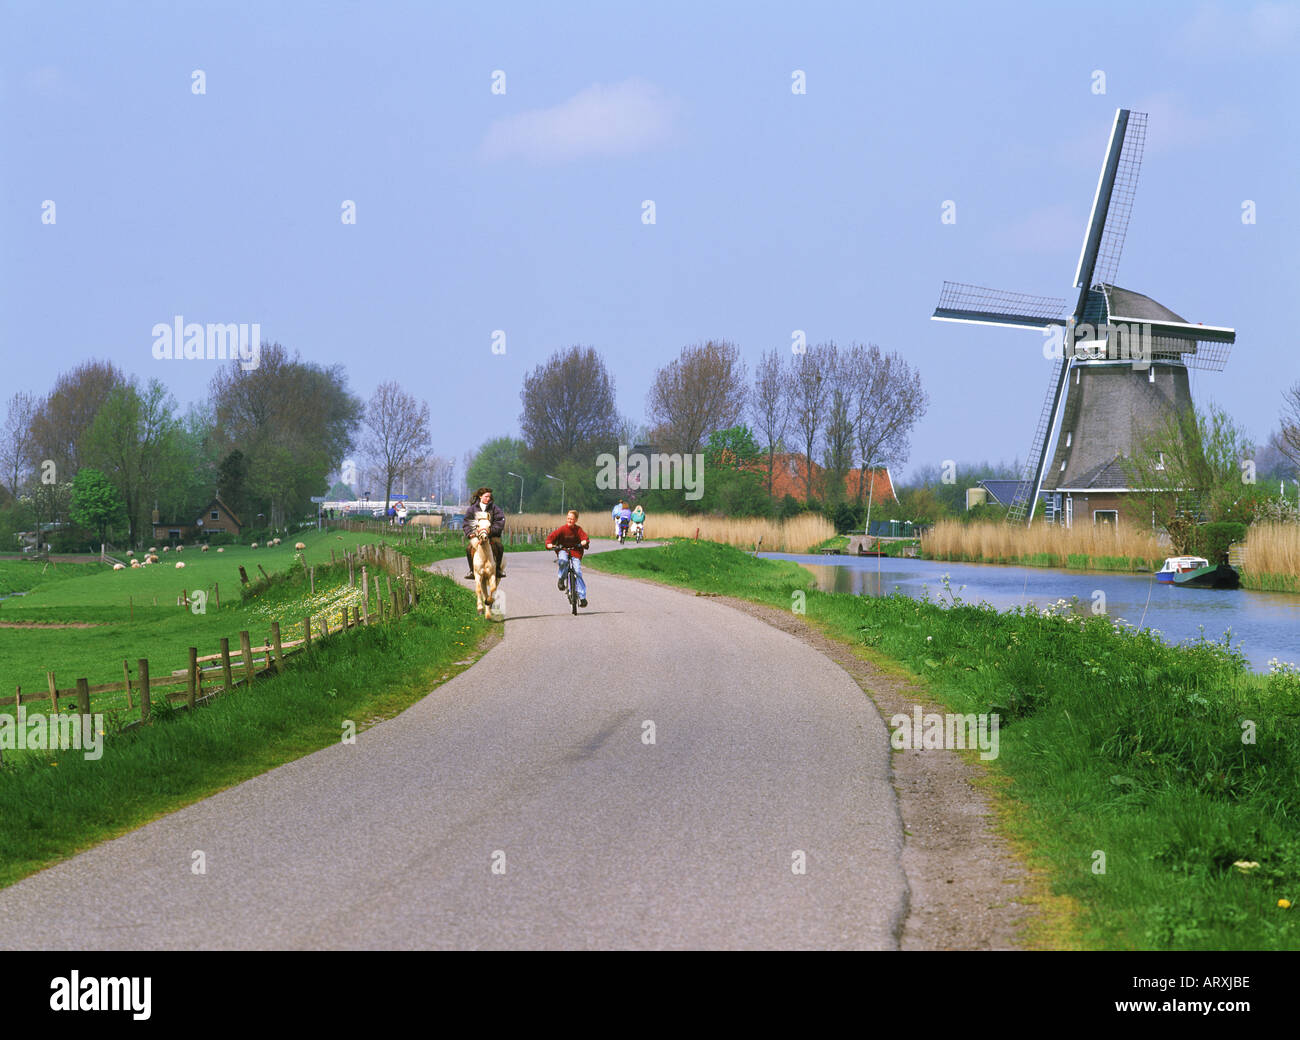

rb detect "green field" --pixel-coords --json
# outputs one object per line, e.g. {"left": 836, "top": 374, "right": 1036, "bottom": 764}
{"left": 0, "top": 531, "right": 419, "bottom": 717}
{"left": 588, "top": 540, "right": 1300, "bottom": 951}
{"left": 0, "top": 528, "right": 504, "bottom": 888}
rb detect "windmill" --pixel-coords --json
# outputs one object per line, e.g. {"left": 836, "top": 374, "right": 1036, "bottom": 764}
{"left": 931, "top": 109, "right": 1236, "bottom": 526}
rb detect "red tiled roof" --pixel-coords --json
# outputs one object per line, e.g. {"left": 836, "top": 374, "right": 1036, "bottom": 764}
{"left": 745, "top": 453, "right": 896, "bottom": 502}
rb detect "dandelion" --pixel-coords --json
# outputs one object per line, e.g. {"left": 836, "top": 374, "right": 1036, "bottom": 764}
{"left": 1280, "top": 899, "right": 1292, "bottom": 909}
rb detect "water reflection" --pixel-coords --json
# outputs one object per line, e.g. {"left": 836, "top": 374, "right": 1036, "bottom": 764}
{"left": 763, "top": 553, "right": 1300, "bottom": 672}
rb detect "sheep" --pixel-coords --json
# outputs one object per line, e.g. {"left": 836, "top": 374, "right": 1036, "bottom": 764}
{"left": 148, "top": 547, "right": 156, "bottom": 553}
{"left": 251, "top": 542, "right": 259, "bottom": 549}
{"left": 130, "top": 559, "right": 141, "bottom": 569}
{"left": 200, "top": 544, "right": 209, "bottom": 552}
{"left": 126, "top": 550, "right": 134, "bottom": 557}
{"left": 175, "top": 561, "right": 185, "bottom": 569}
{"left": 176, "top": 545, "right": 183, "bottom": 553}
{"left": 162, "top": 546, "right": 170, "bottom": 553}
{"left": 147, "top": 554, "right": 159, "bottom": 564}
{"left": 113, "top": 563, "right": 125, "bottom": 571}
{"left": 216, "top": 547, "right": 224, "bottom": 553}
{"left": 295, "top": 542, "right": 306, "bottom": 551}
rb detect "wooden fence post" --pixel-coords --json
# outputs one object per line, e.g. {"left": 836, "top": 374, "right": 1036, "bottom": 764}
{"left": 47, "top": 672, "right": 58, "bottom": 714}
{"left": 321, "top": 615, "right": 330, "bottom": 638}
{"left": 138, "top": 659, "right": 150, "bottom": 721}
{"left": 340, "top": 606, "right": 348, "bottom": 631}
{"left": 239, "top": 566, "right": 250, "bottom": 586}
{"left": 352, "top": 605, "right": 361, "bottom": 628}
{"left": 361, "top": 595, "right": 369, "bottom": 626}
{"left": 76, "top": 678, "right": 91, "bottom": 716}
{"left": 270, "top": 621, "right": 284, "bottom": 674}
{"left": 304, "top": 616, "right": 312, "bottom": 650}
{"left": 122, "top": 660, "right": 134, "bottom": 711}
{"left": 187, "top": 648, "right": 198, "bottom": 708}
{"left": 220, "top": 638, "right": 235, "bottom": 692}
{"left": 361, "top": 565, "right": 369, "bottom": 614}
{"left": 240, "top": 631, "right": 254, "bottom": 684}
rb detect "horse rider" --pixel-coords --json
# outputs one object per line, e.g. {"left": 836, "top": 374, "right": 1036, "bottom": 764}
{"left": 463, "top": 486, "right": 506, "bottom": 580}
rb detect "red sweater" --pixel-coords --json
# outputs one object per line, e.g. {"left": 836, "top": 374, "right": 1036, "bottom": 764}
{"left": 546, "top": 524, "right": 589, "bottom": 558}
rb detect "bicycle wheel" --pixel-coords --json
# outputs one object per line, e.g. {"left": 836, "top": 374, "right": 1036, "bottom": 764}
{"left": 569, "top": 566, "right": 578, "bottom": 614}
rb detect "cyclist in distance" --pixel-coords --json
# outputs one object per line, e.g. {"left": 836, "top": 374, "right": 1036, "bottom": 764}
{"left": 617, "top": 502, "right": 632, "bottom": 542}
{"left": 546, "top": 509, "right": 590, "bottom": 607}
{"left": 630, "top": 502, "right": 645, "bottom": 540}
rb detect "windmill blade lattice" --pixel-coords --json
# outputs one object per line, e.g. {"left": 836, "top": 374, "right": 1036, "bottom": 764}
{"left": 1090, "top": 111, "right": 1147, "bottom": 290}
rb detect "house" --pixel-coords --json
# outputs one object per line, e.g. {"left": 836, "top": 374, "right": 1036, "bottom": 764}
{"left": 761, "top": 453, "right": 897, "bottom": 504}
{"left": 151, "top": 495, "right": 244, "bottom": 543}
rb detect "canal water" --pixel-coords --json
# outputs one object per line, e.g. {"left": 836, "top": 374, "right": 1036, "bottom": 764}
{"left": 762, "top": 553, "right": 1300, "bottom": 673}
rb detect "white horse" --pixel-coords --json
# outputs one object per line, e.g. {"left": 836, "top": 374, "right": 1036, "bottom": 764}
{"left": 468, "top": 512, "right": 498, "bottom": 620}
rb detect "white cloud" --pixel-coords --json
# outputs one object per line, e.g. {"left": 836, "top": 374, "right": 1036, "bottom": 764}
{"left": 1131, "top": 92, "right": 1246, "bottom": 154}
{"left": 1175, "top": 1, "right": 1300, "bottom": 54}
{"left": 481, "top": 78, "right": 676, "bottom": 163}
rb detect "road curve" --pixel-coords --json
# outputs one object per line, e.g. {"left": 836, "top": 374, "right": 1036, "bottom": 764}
{"left": 0, "top": 543, "right": 907, "bottom": 950}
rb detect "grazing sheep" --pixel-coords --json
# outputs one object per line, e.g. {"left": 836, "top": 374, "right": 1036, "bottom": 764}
{"left": 127, "top": 550, "right": 134, "bottom": 557}
{"left": 148, "top": 546, "right": 156, "bottom": 553}
{"left": 295, "top": 542, "right": 306, "bottom": 551}
{"left": 162, "top": 546, "right": 170, "bottom": 553}
{"left": 130, "top": 559, "right": 141, "bottom": 568}
{"left": 200, "top": 544, "right": 209, "bottom": 552}
{"left": 113, "top": 563, "right": 125, "bottom": 571}
{"left": 175, "top": 561, "right": 185, "bottom": 569}
{"left": 147, "top": 554, "right": 159, "bottom": 564}
{"left": 216, "top": 547, "right": 224, "bottom": 553}
{"left": 176, "top": 545, "right": 183, "bottom": 553}
{"left": 251, "top": 542, "right": 259, "bottom": 549}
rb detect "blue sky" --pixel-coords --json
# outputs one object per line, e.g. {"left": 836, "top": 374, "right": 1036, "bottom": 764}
{"left": 3, "top": 0, "right": 1297, "bottom": 483}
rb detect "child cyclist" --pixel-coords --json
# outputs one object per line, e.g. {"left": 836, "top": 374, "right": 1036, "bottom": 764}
{"left": 630, "top": 502, "right": 645, "bottom": 539}
{"left": 546, "top": 510, "right": 591, "bottom": 607}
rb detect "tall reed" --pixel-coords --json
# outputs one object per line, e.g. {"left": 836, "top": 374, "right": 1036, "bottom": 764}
{"left": 505, "top": 511, "right": 835, "bottom": 553}
{"left": 922, "top": 520, "right": 1163, "bottom": 571}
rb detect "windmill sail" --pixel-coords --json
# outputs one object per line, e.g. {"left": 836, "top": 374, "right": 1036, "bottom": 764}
{"left": 932, "top": 282, "right": 1066, "bottom": 329}
{"left": 1075, "top": 110, "right": 1147, "bottom": 292}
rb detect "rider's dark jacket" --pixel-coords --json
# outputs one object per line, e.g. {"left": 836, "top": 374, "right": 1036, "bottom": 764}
{"left": 463, "top": 501, "right": 506, "bottom": 538}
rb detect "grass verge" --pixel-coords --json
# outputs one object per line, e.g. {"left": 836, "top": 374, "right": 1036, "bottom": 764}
{"left": 587, "top": 539, "right": 1300, "bottom": 950}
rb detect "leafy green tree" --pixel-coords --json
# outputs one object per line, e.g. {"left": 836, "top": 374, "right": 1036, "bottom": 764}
{"left": 81, "top": 380, "right": 183, "bottom": 547}
{"left": 465, "top": 436, "right": 541, "bottom": 513}
{"left": 1120, "top": 402, "right": 1259, "bottom": 552}
{"left": 71, "top": 468, "right": 125, "bottom": 543}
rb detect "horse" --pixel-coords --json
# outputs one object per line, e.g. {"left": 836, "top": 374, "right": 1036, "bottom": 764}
{"left": 468, "top": 513, "right": 498, "bottom": 620}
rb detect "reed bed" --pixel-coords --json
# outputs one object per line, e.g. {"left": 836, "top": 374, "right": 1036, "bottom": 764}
{"left": 506, "top": 511, "right": 835, "bottom": 553}
{"left": 922, "top": 520, "right": 1164, "bottom": 572}
{"left": 1241, "top": 523, "right": 1300, "bottom": 592}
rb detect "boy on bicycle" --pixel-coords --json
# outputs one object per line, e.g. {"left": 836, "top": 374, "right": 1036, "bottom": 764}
{"left": 546, "top": 510, "right": 590, "bottom": 607}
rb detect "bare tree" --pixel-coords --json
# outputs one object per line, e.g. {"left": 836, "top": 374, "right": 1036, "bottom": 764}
{"left": 821, "top": 345, "right": 858, "bottom": 503}
{"left": 1, "top": 391, "right": 37, "bottom": 497}
{"left": 790, "top": 346, "right": 830, "bottom": 501}
{"left": 852, "top": 344, "right": 928, "bottom": 504}
{"left": 28, "top": 360, "right": 126, "bottom": 481}
{"left": 361, "top": 382, "right": 432, "bottom": 512}
{"left": 520, "top": 345, "right": 619, "bottom": 468}
{"left": 750, "top": 348, "right": 790, "bottom": 497}
{"left": 646, "top": 340, "right": 748, "bottom": 454}
{"left": 1280, "top": 381, "right": 1300, "bottom": 475}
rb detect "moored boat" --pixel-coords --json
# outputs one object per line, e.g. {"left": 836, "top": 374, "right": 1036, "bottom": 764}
{"left": 1156, "top": 555, "right": 1240, "bottom": 589}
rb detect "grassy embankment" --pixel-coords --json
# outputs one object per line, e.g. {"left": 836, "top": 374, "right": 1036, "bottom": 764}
{"left": 509, "top": 511, "right": 834, "bottom": 552}
{"left": 0, "top": 528, "right": 536, "bottom": 889}
{"left": 587, "top": 540, "right": 1300, "bottom": 951}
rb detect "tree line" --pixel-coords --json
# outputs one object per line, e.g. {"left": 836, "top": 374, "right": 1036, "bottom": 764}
{"left": 467, "top": 339, "right": 929, "bottom": 527}
{"left": 0, "top": 346, "right": 451, "bottom": 552}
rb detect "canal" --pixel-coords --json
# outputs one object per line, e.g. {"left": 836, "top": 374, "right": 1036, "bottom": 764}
{"left": 762, "top": 553, "right": 1300, "bottom": 673}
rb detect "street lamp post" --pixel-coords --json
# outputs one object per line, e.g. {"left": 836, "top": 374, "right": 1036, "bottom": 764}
{"left": 545, "top": 473, "right": 565, "bottom": 516}
{"left": 506, "top": 472, "right": 524, "bottom": 514}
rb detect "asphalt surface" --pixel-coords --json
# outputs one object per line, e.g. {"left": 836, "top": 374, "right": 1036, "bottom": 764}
{"left": 0, "top": 542, "right": 908, "bottom": 950}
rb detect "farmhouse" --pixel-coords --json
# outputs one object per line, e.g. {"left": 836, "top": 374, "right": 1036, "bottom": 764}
{"left": 151, "top": 495, "right": 243, "bottom": 543}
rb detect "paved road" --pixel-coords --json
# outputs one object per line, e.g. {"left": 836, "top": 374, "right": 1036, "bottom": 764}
{"left": 0, "top": 543, "right": 907, "bottom": 949}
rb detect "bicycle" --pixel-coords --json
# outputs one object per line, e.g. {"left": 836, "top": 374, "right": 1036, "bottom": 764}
{"left": 617, "top": 519, "right": 630, "bottom": 545}
{"left": 554, "top": 548, "right": 581, "bottom": 615}
{"left": 632, "top": 521, "right": 644, "bottom": 543}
